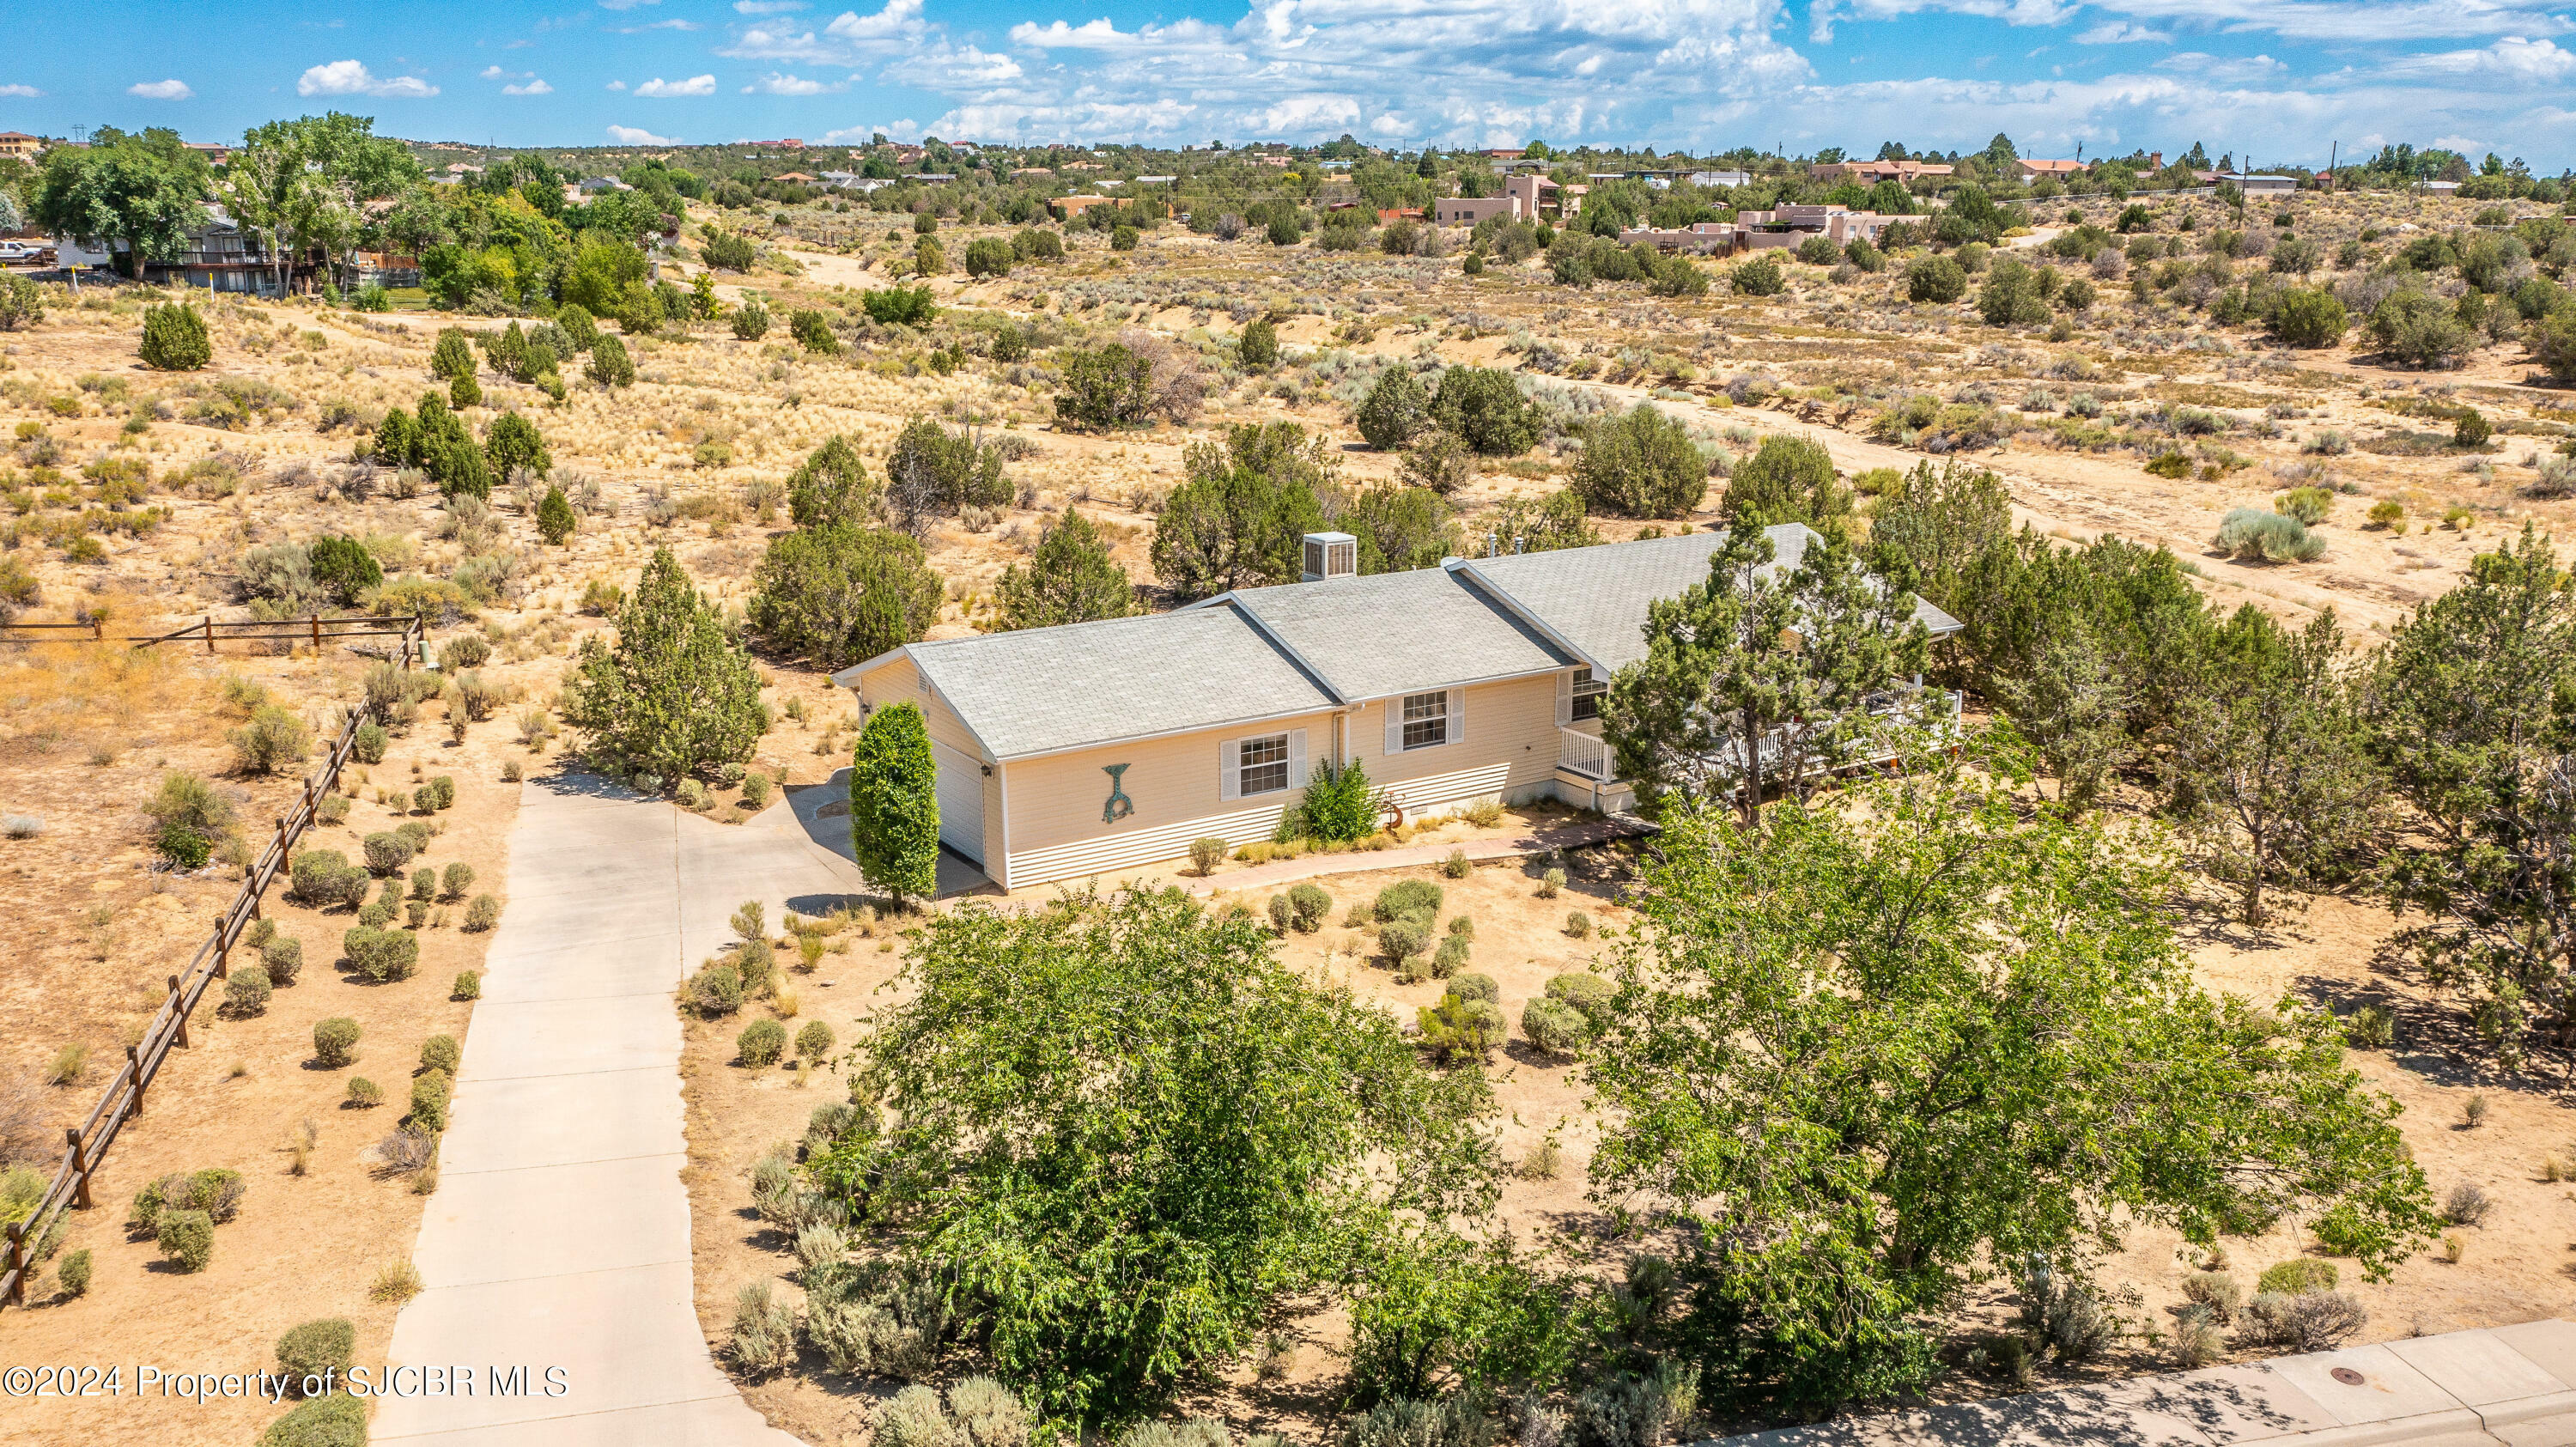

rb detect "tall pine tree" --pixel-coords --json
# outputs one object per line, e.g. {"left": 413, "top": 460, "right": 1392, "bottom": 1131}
{"left": 561, "top": 548, "right": 765, "bottom": 783}
{"left": 851, "top": 701, "right": 939, "bottom": 904}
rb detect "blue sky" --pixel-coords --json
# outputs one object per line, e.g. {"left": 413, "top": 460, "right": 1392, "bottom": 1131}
{"left": 3, "top": 0, "right": 2573, "bottom": 165}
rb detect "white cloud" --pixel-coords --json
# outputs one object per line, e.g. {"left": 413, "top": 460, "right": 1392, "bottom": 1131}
{"left": 127, "top": 79, "right": 194, "bottom": 100}
{"left": 2433, "top": 133, "right": 2484, "bottom": 151}
{"left": 2075, "top": 21, "right": 2171, "bottom": 43}
{"left": 2373, "top": 36, "right": 2576, "bottom": 84}
{"left": 0, "top": 83, "right": 45, "bottom": 98}
{"left": 746, "top": 71, "right": 843, "bottom": 94}
{"left": 618, "top": 18, "right": 702, "bottom": 31}
{"left": 2155, "top": 50, "right": 2288, "bottom": 84}
{"left": 606, "top": 80, "right": 629, "bottom": 90}
{"left": 633, "top": 74, "right": 718, "bottom": 96}
{"left": 481, "top": 64, "right": 505, "bottom": 79}
{"left": 504, "top": 79, "right": 555, "bottom": 95}
{"left": 297, "top": 60, "right": 437, "bottom": 98}
{"left": 1823, "top": 0, "right": 2569, "bottom": 44}
{"left": 735, "top": 0, "right": 807, "bottom": 10}
{"left": 598, "top": 0, "right": 657, "bottom": 9}
{"left": 606, "top": 124, "right": 678, "bottom": 144}
{"left": 821, "top": 120, "right": 916, "bottom": 143}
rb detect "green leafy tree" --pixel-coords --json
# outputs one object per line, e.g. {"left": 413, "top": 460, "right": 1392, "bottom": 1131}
{"left": 807, "top": 885, "right": 1494, "bottom": 1422}
{"left": 702, "top": 228, "right": 757, "bottom": 271}
{"left": 1603, "top": 520, "right": 1929, "bottom": 824}
{"left": 33, "top": 125, "right": 210, "bottom": 279}
{"left": 1428, "top": 367, "right": 1541, "bottom": 456}
{"left": 1355, "top": 365, "right": 1432, "bottom": 451}
{"left": 560, "top": 548, "right": 765, "bottom": 781}
{"left": 861, "top": 285, "right": 937, "bottom": 325}
{"left": 1721, "top": 435, "right": 1850, "bottom": 530}
{"left": 787, "top": 435, "right": 879, "bottom": 530}
{"left": 848, "top": 701, "right": 939, "bottom": 904}
{"left": 2164, "top": 606, "right": 2385, "bottom": 926}
{"left": 2272, "top": 287, "right": 2348, "bottom": 349}
{"left": 2533, "top": 312, "right": 2576, "bottom": 384}
{"left": 307, "top": 536, "right": 381, "bottom": 608}
{"left": 995, "top": 509, "right": 1139, "bottom": 630}
{"left": 537, "top": 486, "right": 576, "bottom": 546}
{"left": 1587, "top": 746, "right": 2439, "bottom": 1414}
{"left": 1054, "top": 344, "right": 1157, "bottom": 430}
{"left": 790, "top": 308, "right": 840, "bottom": 355}
{"left": 561, "top": 236, "right": 649, "bottom": 318}
{"left": 483, "top": 411, "right": 550, "bottom": 481}
{"left": 1572, "top": 404, "right": 1708, "bottom": 519}
{"left": 747, "top": 524, "right": 942, "bottom": 669}
{"left": 1730, "top": 254, "right": 1785, "bottom": 297}
{"left": 138, "top": 302, "right": 211, "bottom": 371}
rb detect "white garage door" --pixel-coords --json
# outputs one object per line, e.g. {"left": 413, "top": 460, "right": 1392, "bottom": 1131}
{"left": 931, "top": 740, "right": 984, "bottom": 864}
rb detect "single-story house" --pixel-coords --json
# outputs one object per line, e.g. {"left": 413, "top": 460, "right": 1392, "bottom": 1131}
{"left": 2016, "top": 159, "right": 2085, "bottom": 181}
{"left": 834, "top": 526, "right": 1962, "bottom": 891}
{"left": 1735, "top": 204, "right": 1899, "bottom": 248}
{"left": 1619, "top": 222, "right": 1741, "bottom": 255}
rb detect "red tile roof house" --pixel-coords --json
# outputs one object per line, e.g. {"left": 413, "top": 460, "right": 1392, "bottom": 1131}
{"left": 831, "top": 526, "right": 1961, "bottom": 890}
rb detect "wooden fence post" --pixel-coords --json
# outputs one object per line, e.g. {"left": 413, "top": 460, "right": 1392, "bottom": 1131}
{"left": 202, "top": 616, "right": 215, "bottom": 654}
{"left": 5, "top": 1223, "right": 21, "bottom": 1306}
{"left": 311, "top": 613, "right": 321, "bottom": 652}
{"left": 66, "top": 1128, "right": 92, "bottom": 1209}
{"left": 125, "top": 1046, "right": 144, "bottom": 1118}
{"left": 169, "top": 976, "right": 188, "bottom": 1049}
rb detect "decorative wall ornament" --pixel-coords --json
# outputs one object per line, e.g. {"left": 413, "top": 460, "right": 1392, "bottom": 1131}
{"left": 1101, "top": 763, "right": 1134, "bottom": 824}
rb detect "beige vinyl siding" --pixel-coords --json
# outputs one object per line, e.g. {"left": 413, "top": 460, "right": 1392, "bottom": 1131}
{"left": 1342, "top": 673, "right": 1564, "bottom": 816}
{"left": 853, "top": 656, "right": 997, "bottom": 866}
{"left": 1002, "top": 709, "right": 1338, "bottom": 887}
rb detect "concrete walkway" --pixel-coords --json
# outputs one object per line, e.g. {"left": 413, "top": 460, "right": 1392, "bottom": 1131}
{"left": 1717, "top": 1318, "right": 2576, "bottom": 1447}
{"left": 376, "top": 772, "right": 868, "bottom": 1447}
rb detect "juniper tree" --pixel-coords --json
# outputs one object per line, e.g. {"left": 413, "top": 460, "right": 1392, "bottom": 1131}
{"left": 1603, "top": 519, "right": 1928, "bottom": 826}
{"left": 1571, "top": 403, "right": 1708, "bottom": 519}
{"left": 746, "top": 524, "right": 941, "bottom": 669}
{"left": 560, "top": 548, "right": 765, "bottom": 781}
{"left": 786, "top": 435, "right": 879, "bottom": 530}
{"left": 994, "top": 510, "right": 1139, "bottom": 630}
{"left": 1354, "top": 364, "right": 1431, "bottom": 451}
{"left": 848, "top": 701, "right": 938, "bottom": 905}
{"left": 537, "top": 486, "right": 576, "bottom": 546}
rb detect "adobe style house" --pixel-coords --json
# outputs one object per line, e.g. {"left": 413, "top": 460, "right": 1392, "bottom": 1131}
{"left": 1435, "top": 173, "right": 1564, "bottom": 227}
{"left": 1630, "top": 204, "right": 1897, "bottom": 256}
{"left": 834, "top": 526, "right": 1961, "bottom": 891}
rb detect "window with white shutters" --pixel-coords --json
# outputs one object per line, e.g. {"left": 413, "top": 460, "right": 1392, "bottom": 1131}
{"left": 1570, "top": 666, "right": 1606, "bottom": 721}
{"left": 1239, "top": 733, "right": 1290, "bottom": 795}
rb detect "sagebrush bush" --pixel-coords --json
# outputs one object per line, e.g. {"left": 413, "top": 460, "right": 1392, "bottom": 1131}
{"left": 1565, "top": 910, "right": 1594, "bottom": 938}
{"left": 1522, "top": 997, "right": 1589, "bottom": 1055}
{"left": 1189, "top": 836, "right": 1228, "bottom": 875}
{"left": 452, "top": 970, "right": 481, "bottom": 1000}
{"left": 1432, "top": 934, "right": 1472, "bottom": 978}
{"left": 441, "top": 862, "right": 475, "bottom": 899}
{"left": 738, "top": 1017, "right": 788, "bottom": 1067}
{"left": 222, "top": 964, "right": 273, "bottom": 1018}
{"left": 345, "top": 926, "right": 418, "bottom": 982}
{"left": 1286, "top": 882, "right": 1332, "bottom": 931}
{"left": 313, "top": 1017, "right": 361, "bottom": 1067}
{"left": 2445, "top": 1181, "right": 2494, "bottom": 1226}
{"left": 363, "top": 831, "right": 417, "bottom": 876}
{"left": 465, "top": 894, "right": 500, "bottom": 932}
{"left": 1538, "top": 866, "right": 1565, "bottom": 898}
{"left": 1546, "top": 970, "right": 1616, "bottom": 1028}
{"left": 728, "top": 1280, "right": 799, "bottom": 1377}
{"left": 796, "top": 1019, "right": 835, "bottom": 1061}
{"left": 419, "top": 1034, "right": 461, "bottom": 1075}
{"left": 140, "top": 302, "right": 212, "bottom": 371}
{"left": 157, "top": 1207, "right": 216, "bottom": 1272}
{"left": 1448, "top": 972, "right": 1498, "bottom": 1004}
{"left": 276, "top": 1317, "right": 356, "bottom": 1384}
{"left": 692, "top": 962, "right": 744, "bottom": 1016}
{"left": 1378, "top": 917, "right": 1431, "bottom": 963}
{"left": 346, "top": 1076, "right": 384, "bottom": 1107}
{"left": 2214, "top": 508, "right": 2326, "bottom": 562}
{"left": 1442, "top": 848, "right": 1472, "bottom": 879}
{"left": 2239, "top": 1290, "right": 2366, "bottom": 1352}
{"left": 259, "top": 1391, "right": 366, "bottom": 1447}
{"left": 1374, "top": 879, "right": 1443, "bottom": 921}
{"left": 2181, "top": 1272, "right": 2243, "bottom": 1323}
{"left": 352, "top": 723, "right": 388, "bottom": 763}
{"left": 2255, "top": 1258, "right": 2338, "bottom": 1296}
{"left": 56, "top": 1247, "right": 90, "bottom": 1298}
{"left": 409, "top": 1069, "right": 452, "bottom": 1131}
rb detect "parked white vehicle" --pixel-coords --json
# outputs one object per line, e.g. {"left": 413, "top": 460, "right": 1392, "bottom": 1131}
{"left": 0, "top": 241, "right": 38, "bottom": 262}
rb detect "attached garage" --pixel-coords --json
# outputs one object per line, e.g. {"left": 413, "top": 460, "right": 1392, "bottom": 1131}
{"left": 931, "top": 739, "right": 985, "bottom": 864}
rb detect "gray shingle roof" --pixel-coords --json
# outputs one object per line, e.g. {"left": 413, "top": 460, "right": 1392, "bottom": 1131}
{"left": 1223, "top": 568, "right": 1577, "bottom": 701}
{"left": 841, "top": 526, "right": 1962, "bottom": 758}
{"left": 1463, "top": 524, "right": 1960, "bottom": 673}
{"left": 898, "top": 605, "right": 1337, "bottom": 760}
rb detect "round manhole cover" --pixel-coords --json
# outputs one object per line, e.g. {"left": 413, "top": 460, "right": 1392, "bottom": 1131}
{"left": 2331, "top": 1367, "right": 2366, "bottom": 1386}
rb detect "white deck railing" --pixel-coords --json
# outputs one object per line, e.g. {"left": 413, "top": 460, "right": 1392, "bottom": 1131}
{"left": 1558, "top": 727, "right": 1613, "bottom": 781}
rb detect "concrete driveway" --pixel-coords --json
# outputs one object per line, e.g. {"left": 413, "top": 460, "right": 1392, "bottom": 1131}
{"left": 375, "top": 771, "right": 868, "bottom": 1447}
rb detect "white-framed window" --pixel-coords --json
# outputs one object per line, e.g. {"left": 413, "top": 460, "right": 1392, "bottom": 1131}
{"left": 1400, "top": 690, "right": 1449, "bottom": 751}
{"left": 1238, "top": 733, "right": 1290, "bottom": 796}
{"left": 1571, "top": 666, "right": 1606, "bottom": 722}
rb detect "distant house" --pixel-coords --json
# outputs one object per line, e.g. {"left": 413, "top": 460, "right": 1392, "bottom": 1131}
{"left": 0, "top": 132, "right": 46, "bottom": 160}
{"left": 914, "top": 172, "right": 958, "bottom": 184}
{"left": 774, "top": 171, "right": 817, "bottom": 184}
{"left": 2424, "top": 179, "right": 2462, "bottom": 194}
{"left": 185, "top": 141, "right": 229, "bottom": 166}
{"left": 746, "top": 138, "right": 805, "bottom": 150}
{"left": 1731, "top": 204, "right": 1899, "bottom": 250}
{"left": 819, "top": 172, "right": 895, "bottom": 192}
{"left": 1808, "top": 160, "right": 1953, "bottom": 184}
{"left": 2015, "top": 158, "right": 2084, "bottom": 181}
{"left": 1689, "top": 169, "right": 1753, "bottom": 188}
{"left": 1052, "top": 195, "right": 1116, "bottom": 219}
{"left": 578, "top": 177, "right": 633, "bottom": 194}
{"left": 1434, "top": 173, "right": 1566, "bottom": 226}
{"left": 1618, "top": 222, "right": 1741, "bottom": 255}
{"left": 1012, "top": 167, "right": 1054, "bottom": 178}
{"left": 2199, "top": 172, "right": 2298, "bottom": 195}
